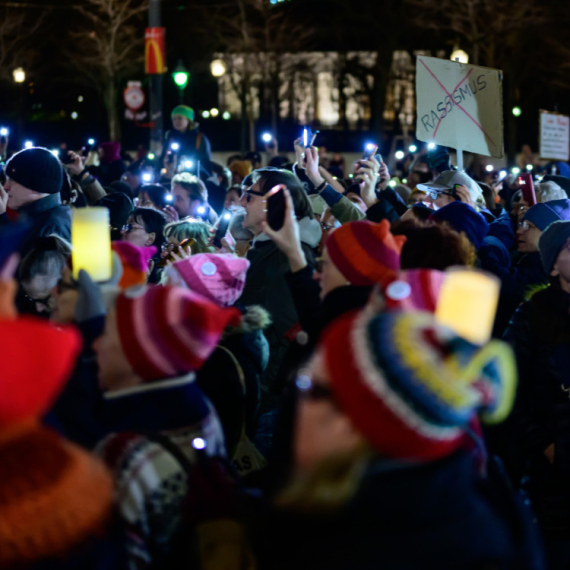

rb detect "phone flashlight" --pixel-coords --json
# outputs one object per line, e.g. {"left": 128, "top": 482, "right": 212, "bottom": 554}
{"left": 88, "top": 138, "right": 95, "bottom": 145}
{"left": 365, "top": 143, "right": 376, "bottom": 152}
{"left": 184, "top": 160, "right": 193, "bottom": 169}
{"left": 262, "top": 133, "right": 273, "bottom": 143}
{"left": 223, "top": 212, "right": 232, "bottom": 221}
{"left": 24, "top": 141, "right": 33, "bottom": 149}
{"left": 165, "top": 194, "right": 173, "bottom": 202}
{"left": 409, "top": 144, "right": 417, "bottom": 153}
{"left": 171, "top": 142, "right": 180, "bottom": 151}
{"left": 51, "top": 149, "right": 59, "bottom": 157}
{"left": 0, "top": 128, "right": 8, "bottom": 137}
{"left": 428, "top": 142, "right": 437, "bottom": 150}
{"left": 142, "top": 172, "right": 152, "bottom": 183}
{"left": 303, "top": 128, "right": 309, "bottom": 148}
{"left": 499, "top": 170, "right": 508, "bottom": 179}
{"left": 197, "top": 206, "right": 206, "bottom": 215}
{"left": 147, "top": 152, "right": 155, "bottom": 160}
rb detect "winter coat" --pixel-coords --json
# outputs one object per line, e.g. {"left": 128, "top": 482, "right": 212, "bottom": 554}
{"left": 96, "top": 375, "right": 225, "bottom": 570}
{"left": 0, "top": 193, "right": 71, "bottom": 256}
{"left": 197, "top": 305, "right": 270, "bottom": 456}
{"left": 239, "top": 217, "right": 321, "bottom": 393}
{"left": 88, "top": 160, "right": 126, "bottom": 186}
{"left": 255, "top": 452, "right": 545, "bottom": 570}
{"left": 162, "top": 127, "right": 212, "bottom": 175}
{"left": 479, "top": 245, "right": 548, "bottom": 337}
{"left": 504, "top": 286, "right": 570, "bottom": 542}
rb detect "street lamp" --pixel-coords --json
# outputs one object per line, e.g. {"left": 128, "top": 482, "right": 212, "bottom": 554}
{"left": 211, "top": 59, "right": 226, "bottom": 77}
{"left": 13, "top": 68, "right": 25, "bottom": 83}
{"left": 512, "top": 107, "right": 522, "bottom": 117}
{"left": 172, "top": 60, "right": 189, "bottom": 104}
{"left": 450, "top": 49, "right": 469, "bottom": 64}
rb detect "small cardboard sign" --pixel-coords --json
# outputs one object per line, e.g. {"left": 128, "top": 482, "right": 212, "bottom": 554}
{"left": 539, "top": 110, "right": 570, "bottom": 162}
{"left": 416, "top": 56, "right": 504, "bottom": 159}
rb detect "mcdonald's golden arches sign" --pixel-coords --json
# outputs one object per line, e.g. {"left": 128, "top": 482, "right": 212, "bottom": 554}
{"left": 145, "top": 27, "right": 166, "bottom": 74}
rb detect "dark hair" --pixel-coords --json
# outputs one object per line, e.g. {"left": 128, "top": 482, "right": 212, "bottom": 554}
{"left": 226, "top": 154, "right": 243, "bottom": 167}
{"left": 130, "top": 207, "right": 167, "bottom": 249}
{"left": 211, "top": 161, "right": 231, "bottom": 188}
{"left": 396, "top": 221, "right": 476, "bottom": 270}
{"left": 226, "top": 185, "right": 242, "bottom": 198}
{"left": 252, "top": 167, "right": 314, "bottom": 220}
{"left": 140, "top": 184, "right": 170, "bottom": 209}
{"left": 478, "top": 182, "right": 496, "bottom": 211}
{"left": 19, "top": 235, "right": 72, "bottom": 283}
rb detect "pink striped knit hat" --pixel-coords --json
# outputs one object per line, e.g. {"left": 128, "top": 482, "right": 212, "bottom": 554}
{"left": 173, "top": 253, "right": 250, "bottom": 307}
{"left": 115, "top": 286, "right": 242, "bottom": 382}
{"left": 383, "top": 269, "right": 445, "bottom": 313}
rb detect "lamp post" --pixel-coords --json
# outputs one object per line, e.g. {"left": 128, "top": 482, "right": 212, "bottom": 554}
{"left": 13, "top": 68, "right": 26, "bottom": 147}
{"left": 172, "top": 60, "right": 189, "bottom": 104}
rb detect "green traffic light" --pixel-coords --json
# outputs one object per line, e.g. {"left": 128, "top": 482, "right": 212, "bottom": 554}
{"left": 173, "top": 72, "right": 188, "bottom": 88}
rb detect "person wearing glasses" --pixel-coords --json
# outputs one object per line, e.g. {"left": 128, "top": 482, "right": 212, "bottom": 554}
{"left": 256, "top": 310, "right": 543, "bottom": 570}
{"left": 18, "top": 234, "right": 71, "bottom": 317}
{"left": 121, "top": 207, "right": 167, "bottom": 250}
{"left": 238, "top": 167, "right": 321, "bottom": 395}
{"left": 480, "top": 199, "right": 570, "bottom": 336}
{"left": 417, "top": 170, "right": 485, "bottom": 211}
{"left": 505, "top": 220, "right": 570, "bottom": 567}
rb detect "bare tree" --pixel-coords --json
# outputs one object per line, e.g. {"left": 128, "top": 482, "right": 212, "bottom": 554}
{"left": 206, "top": 0, "right": 314, "bottom": 151}
{"left": 0, "top": 6, "right": 44, "bottom": 83}
{"left": 68, "top": 0, "right": 147, "bottom": 141}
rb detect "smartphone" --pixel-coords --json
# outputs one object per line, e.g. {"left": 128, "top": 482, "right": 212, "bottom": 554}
{"left": 303, "top": 127, "right": 312, "bottom": 149}
{"left": 452, "top": 184, "right": 462, "bottom": 200}
{"left": 362, "top": 145, "right": 379, "bottom": 161}
{"left": 157, "top": 238, "right": 195, "bottom": 267}
{"left": 518, "top": 173, "right": 537, "bottom": 206}
{"left": 213, "top": 210, "right": 233, "bottom": 249}
{"left": 266, "top": 184, "right": 287, "bottom": 231}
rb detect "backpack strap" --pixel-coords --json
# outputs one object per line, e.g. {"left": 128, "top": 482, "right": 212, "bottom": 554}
{"left": 139, "top": 431, "right": 193, "bottom": 473}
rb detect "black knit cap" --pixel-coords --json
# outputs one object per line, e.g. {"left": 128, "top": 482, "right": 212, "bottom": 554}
{"left": 5, "top": 147, "right": 64, "bottom": 195}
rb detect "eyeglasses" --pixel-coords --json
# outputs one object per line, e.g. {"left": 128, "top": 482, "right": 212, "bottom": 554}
{"left": 425, "top": 188, "right": 453, "bottom": 200}
{"left": 122, "top": 223, "right": 146, "bottom": 234}
{"left": 24, "top": 292, "right": 51, "bottom": 306}
{"left": 245, "top": 189, "right": 265, "bottom": 203}
{"left": 518, "top": 221, "right": 533, "bottom": 231}
{"left": 295, "top": 375, "right": 335, "bottom": 402}
{"left": 161, "top": 242, "right": 176, "bottom": 252}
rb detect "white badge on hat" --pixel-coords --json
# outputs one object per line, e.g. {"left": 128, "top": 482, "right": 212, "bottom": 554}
{"left": 201, "top": 261, "right": 217, "bottom": 276}
{"left": 386, "top": 280, "right": 412, "bottom": 301}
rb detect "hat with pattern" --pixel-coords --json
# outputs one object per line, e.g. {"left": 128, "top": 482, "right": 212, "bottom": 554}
{"left": 320, "top": 309, "right": 516, "bottom": 462}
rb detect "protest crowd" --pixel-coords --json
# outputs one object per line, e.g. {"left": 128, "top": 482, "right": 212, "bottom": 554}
{"left": 4, "top": 100, "right": 570, "bottom": 570}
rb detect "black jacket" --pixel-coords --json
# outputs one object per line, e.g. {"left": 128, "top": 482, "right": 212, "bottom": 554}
{"left": 162, "top": 127, "right": 212, "bottom": 175}
{"left": 504, "top": 286, "right": 570, "bottom": 541}
{"left": 255, "top": 452, "right": 544, "bottom": 570}
{"left": 239, "top": 219, "right": 321, "bottom": 393}
{"left": 0, "top": 193, "right": 71, "bottom": 256}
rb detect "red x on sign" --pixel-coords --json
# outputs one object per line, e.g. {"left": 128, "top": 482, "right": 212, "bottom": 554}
{"left": 416, "top": 56, "right": 504, "bottom": 159}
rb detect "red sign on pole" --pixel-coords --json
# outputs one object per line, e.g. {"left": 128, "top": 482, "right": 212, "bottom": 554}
{"left": 145, "top": 27, "right": 166, "bottom": 74}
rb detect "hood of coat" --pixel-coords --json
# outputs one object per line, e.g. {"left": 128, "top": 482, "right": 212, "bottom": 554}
{"left": 255, "top": 217, "right": 322, "bottom": 249}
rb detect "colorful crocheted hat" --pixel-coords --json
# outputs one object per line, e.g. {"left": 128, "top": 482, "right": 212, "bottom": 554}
{"left": 382, "top": 269, "right": 445, "bottom": 313}
{"left": 320, "top": 309, "right": 516, "bottom": 462}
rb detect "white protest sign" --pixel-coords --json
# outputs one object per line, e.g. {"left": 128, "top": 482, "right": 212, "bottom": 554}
{"left": 539, "top": 110, "right": 569, "bottom": 162}
{"left": 416, "top": 56, "right": 504, "bottom": 159}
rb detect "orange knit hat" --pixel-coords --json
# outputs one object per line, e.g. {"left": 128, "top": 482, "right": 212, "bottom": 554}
{"left": 325, "top": 220, "right": 406, "bottom": 287}
{"left": 0, "top": 278, "right": 114, "bottom": 566}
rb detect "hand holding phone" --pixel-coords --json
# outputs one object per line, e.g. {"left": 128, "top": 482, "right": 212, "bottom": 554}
{"left": 213, "top": 211, "right": 233, "bottom": 249}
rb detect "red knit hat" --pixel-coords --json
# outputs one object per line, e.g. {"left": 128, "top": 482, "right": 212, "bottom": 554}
{"left": 325, "top": 220, "right": 406, "bottom": 287}
{"left": 115, "top": 286, "right": 242, "bottom": 382}
{"left": 112, "top": 241, "right": 157, "bottom": 290}
{"left": 0, "top": 282, "right": 113, "bottom": 566}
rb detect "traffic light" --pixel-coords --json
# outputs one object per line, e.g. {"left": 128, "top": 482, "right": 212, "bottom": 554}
{"left": 172, "top": 60, "right": 189, "bottom": 90}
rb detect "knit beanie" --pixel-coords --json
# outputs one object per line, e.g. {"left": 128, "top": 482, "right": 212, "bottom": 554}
{"left": 523, "top": 199, "right": 570, "bottom": 231}
{"left": 431, "top": 201, "right": 489, "bottom": 249}
{"left": 538, "top": 220, "right": 570, "bottom": 274}
{"left": 111, "top": 242, "right": 156, "bottom": 290}
{"left": 383, "top": 269, "right": 444, "bottom": 313}
{"left": 542, "top": 175, "right": 570, "bottom": 197}
{"left": 171, "top": 105, "right": 195, "bottom": 122}
{"left": 5, "top": 147, "right": 64, "bottom": 195}
{"left": 325, "top": 220, "right": 406, "bottom": 287}
{"left": 0, "top": 282, "right": 114, "bottom": 566}
{"left": 320, "top": 309, "right": 516, "bottom": 462}
{"left": 173, "top": 253, "right": 250, "bottom": 307}
{"left": 115, "top": 286, "right": 242, "bottom": 382}
{"left": 229, "top": 160, "right": 253, "bottom": 180}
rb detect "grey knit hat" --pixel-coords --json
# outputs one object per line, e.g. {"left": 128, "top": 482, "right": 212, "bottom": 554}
{"left": 538, "top": 220, "right": 570, "bottom": 274}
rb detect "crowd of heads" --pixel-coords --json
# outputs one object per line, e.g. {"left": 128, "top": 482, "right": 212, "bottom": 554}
{"left": 1, "top": 103, "right": 569, "bottom": 568}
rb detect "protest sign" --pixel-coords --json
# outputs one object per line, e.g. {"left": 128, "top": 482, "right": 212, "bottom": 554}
{"left": 539, "top": 110, "right": 570, "bottom": 162}
{"left": 416, "top": 56, "right": 504, "bottom": 159}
